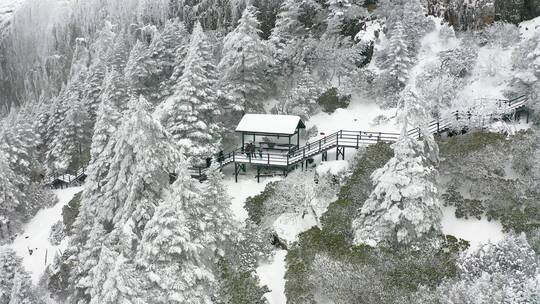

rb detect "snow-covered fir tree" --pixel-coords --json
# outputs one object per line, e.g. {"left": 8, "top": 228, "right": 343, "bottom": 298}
{"left": 218, "top": 5, "right": 274, "bottom": 113}
{"left": 273, "top": 66, "right": 320, "bottom": 119}
{"left": 148, "top": 19, "right": 186, "bottom": 83}
{"left": 269, "top": 0, "right": 316, "bottom": 91}
{"left": 124, "top": 40, "right": 152, "bottom": 99}
{"left": 0, "top": 247, "right": 41, "bottom": 304}
{"left": 106, "top": 33, "right": 131, "bottom": 72}
{"left": 67, "top": 68, "right": 125, "bottom": 254}
{"left": 382, "top": 21, "right": 411, "bottom": 99}
{"left": 99, "top": 94, "right": 179, "bottom": 247}
{"left": 137, "top": 157, "right": 215, "bottom": 304}
{"left": 0, "top": 112, "right": 39, "bottom": 177}
{"left": 68, "top": 95, "right": 180, "bottom": 303}
{"left": 0, "top": 152, "right": 26, "bottom": 223}
{"left": 168, "top": 21, "right": 191, "bottom": 85}
{"left": 200, "top": 163, "right": 238, "bottom": 257}
{"left": 352, "top": 88, "right": 442, "bottom": 246}
{"left": 137, "top": 0, "right": 170, "bottom": 25}
{"left": 163, "top": 21, "right": 221, "bottom": 165}
{"left": 429, "top": 234, "right": 540, "bottom": 303}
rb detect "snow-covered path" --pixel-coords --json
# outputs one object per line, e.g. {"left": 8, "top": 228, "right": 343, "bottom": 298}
{"left": 257, "top": 250, "right": 288, "bottom": 304}
{"left": 11, "top": 187, "right": 82, "bottom": 283}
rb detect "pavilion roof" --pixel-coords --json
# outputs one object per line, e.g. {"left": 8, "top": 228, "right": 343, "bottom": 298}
{"left": 235, "top": 114, "right": 306, "bottom": 136}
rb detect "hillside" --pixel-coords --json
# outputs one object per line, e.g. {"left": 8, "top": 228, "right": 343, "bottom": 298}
{"left": 0, "top": 1, "right": 539, "bottom": 303}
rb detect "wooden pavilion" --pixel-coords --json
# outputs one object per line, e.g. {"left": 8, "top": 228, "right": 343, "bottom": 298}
{"left": 235, "top": 114, "right": 306, "bottom": 154}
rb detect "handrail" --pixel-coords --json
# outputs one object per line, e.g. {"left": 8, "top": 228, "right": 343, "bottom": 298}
{"left": 45, "top": 95, "right": 529, "bottom": 183}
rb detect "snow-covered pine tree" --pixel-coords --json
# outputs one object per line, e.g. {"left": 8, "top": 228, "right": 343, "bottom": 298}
{"left": 269, "top": 0, "right": 315, "bottom": 89}
{"left": 0, "top": 247, "right": 40, "bottom": 304}
{"left": 100, "top": 94, "right": 179, "bottom": 248}
{"left": 200, "top": 163, "right": 237, "bottom": 257}
{"left": 106, "top": 33, "right": 131, "bottom": 72}
{"left": 163, "top": 21, "right": 221, "bottom": 165}
{"left": 54, "top": 96, "right": 92, "bottom": 172}
{"left": 81, "top": 62, "right": 106, "bottom": 124}
{"left": 68, "top": 68, "right": 125, "bottom": 252}
{"left": 384, "top": 21, "right": 411, "bottom": 97}
{"left": 64, "top": 78, "right": 125, "bottom": 302}
{"left": 0, "top": 152, "right": 26, "bottom": 223}
{"left": 46, "top": 38, "right": 94, "bottom": 173}
{"left": 218, "top": 5, "right": 273, "bottom": 113}
{"left": 8, "top": 271, "right": 41, "bottom": 304}
{"left": 0, "top": 112, "right": 39, "bottom": 177}
{"left": 149, "top": 19, "right": 190, "bottom": 101}
{"left": 149, "top": 19, "right": 184, "bottom": 80}
{"left": 269, "top": 0, "right": 305, "bottom": 54}
{"left": 124, "top": 40, "right": 152, "bottom": 99}
{"left": 68, "top": 95, "right": 179, "bottom": 303}
{"left": 378, "top": 0, "right": 429, "bottom": 45}
{"left": 434, "top": 234, "right": 540, "bottom": 303}
{"left": 137, "top": 157, "right": 215, "bottom": 304}
{"left": 168, "top": 21, "right": 190, "bottom": 84}
{"left": 326, "top": 0, "right": 352, "bottom": 36}
{"left": 137, "top": 0, "right": 170, "bottom": 25}
{"left": 80, "top": 23, "right": 117, "bottom": 125}
{"left": 89, "top": 69, "right": 126, "bottom": 164}
{"left": 86, "top": 244, "right": 142, "bottom": 304}
{"left": 352, "top": 88, "right": 442, "bottom": 246}
{"left": 273, "top": 66, "right": 320, "bottom": 120}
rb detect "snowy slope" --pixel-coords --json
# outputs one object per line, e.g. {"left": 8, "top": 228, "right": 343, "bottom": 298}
{"left": 519, "top": 16, "right": 540, "bottom": 40}
{"left": 10, "top": 187, "right": 82, "bottom": 283}
{"left": 307, "top": 99, "right": 398, "bottom": 137}
{"left": 257, "top": 250, "right": 287, "bottom": 304}
{"left": 224, "top": 176, "right": 282, "bottom": 222}
{"left": 0, "top": 0, "right": 22, "bottom": 29}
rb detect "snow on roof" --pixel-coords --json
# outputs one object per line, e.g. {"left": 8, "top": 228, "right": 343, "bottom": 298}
{"left": 235, "top": 114, "right": 305, "bottom": 135}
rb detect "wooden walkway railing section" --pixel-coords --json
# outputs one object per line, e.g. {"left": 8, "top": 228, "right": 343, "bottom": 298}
{"left": 43, "top": 167, "right": 87, "bottom": 189}
{"left": 193, "top": 94, "right": 529, "bottom": 182}
{"left": 44, "top": 95, "right": 529, "bottom": 187}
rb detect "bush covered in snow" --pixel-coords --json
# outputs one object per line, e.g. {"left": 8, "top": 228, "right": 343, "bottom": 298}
{"left": 439, "top": 130, "right": 540, "bottom": 237}
{"left": 61, "top": 191, "right": 82, "bottom": 235}
{"left": 283, "top": 143, "right": 468, "bottom": 303}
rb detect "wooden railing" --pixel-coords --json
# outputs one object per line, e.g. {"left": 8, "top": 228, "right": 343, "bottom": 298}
{"left": 47, "top": 95, "right": 530, "bottom": 184}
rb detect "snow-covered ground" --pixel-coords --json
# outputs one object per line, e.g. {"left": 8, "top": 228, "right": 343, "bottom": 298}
{"left": 223, "top": 175, "right": 282, "bottom": 222}
{"left": 307, "top": 99, "right": 398, "bottom": 137}
{"left": 257, "top": 250, "right": 287, "bottom": 304}
{"left": 519, "top": 16, "right": 540, "bottom": 40}
{"left": 441, "top": 206, "right": 505, "bottom": 250}
{"left": 10, "top": 187, "right": 82, "bottom": 284}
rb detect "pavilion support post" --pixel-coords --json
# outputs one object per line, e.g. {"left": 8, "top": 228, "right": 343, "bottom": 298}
{"left": 234, "top": 162, "right": 245, "bottom": 183}
{"left": 242, "top": 133, "right": 245, "bottom": 151}
{"left": 288, "top": 135, "right": 291, "bottom": 153}
{"left": 297, "top": 129, "right": 300, "bottom": 148}
{"left": 336, "top": 147, "right": 345, "bottom": 160}
{"left": 256, "top": 166, "right": 261, "bottom": 183}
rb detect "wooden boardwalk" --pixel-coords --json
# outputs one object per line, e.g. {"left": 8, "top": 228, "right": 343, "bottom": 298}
{"left": 45, "top": 95, "right": 529, "bottom": 187}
